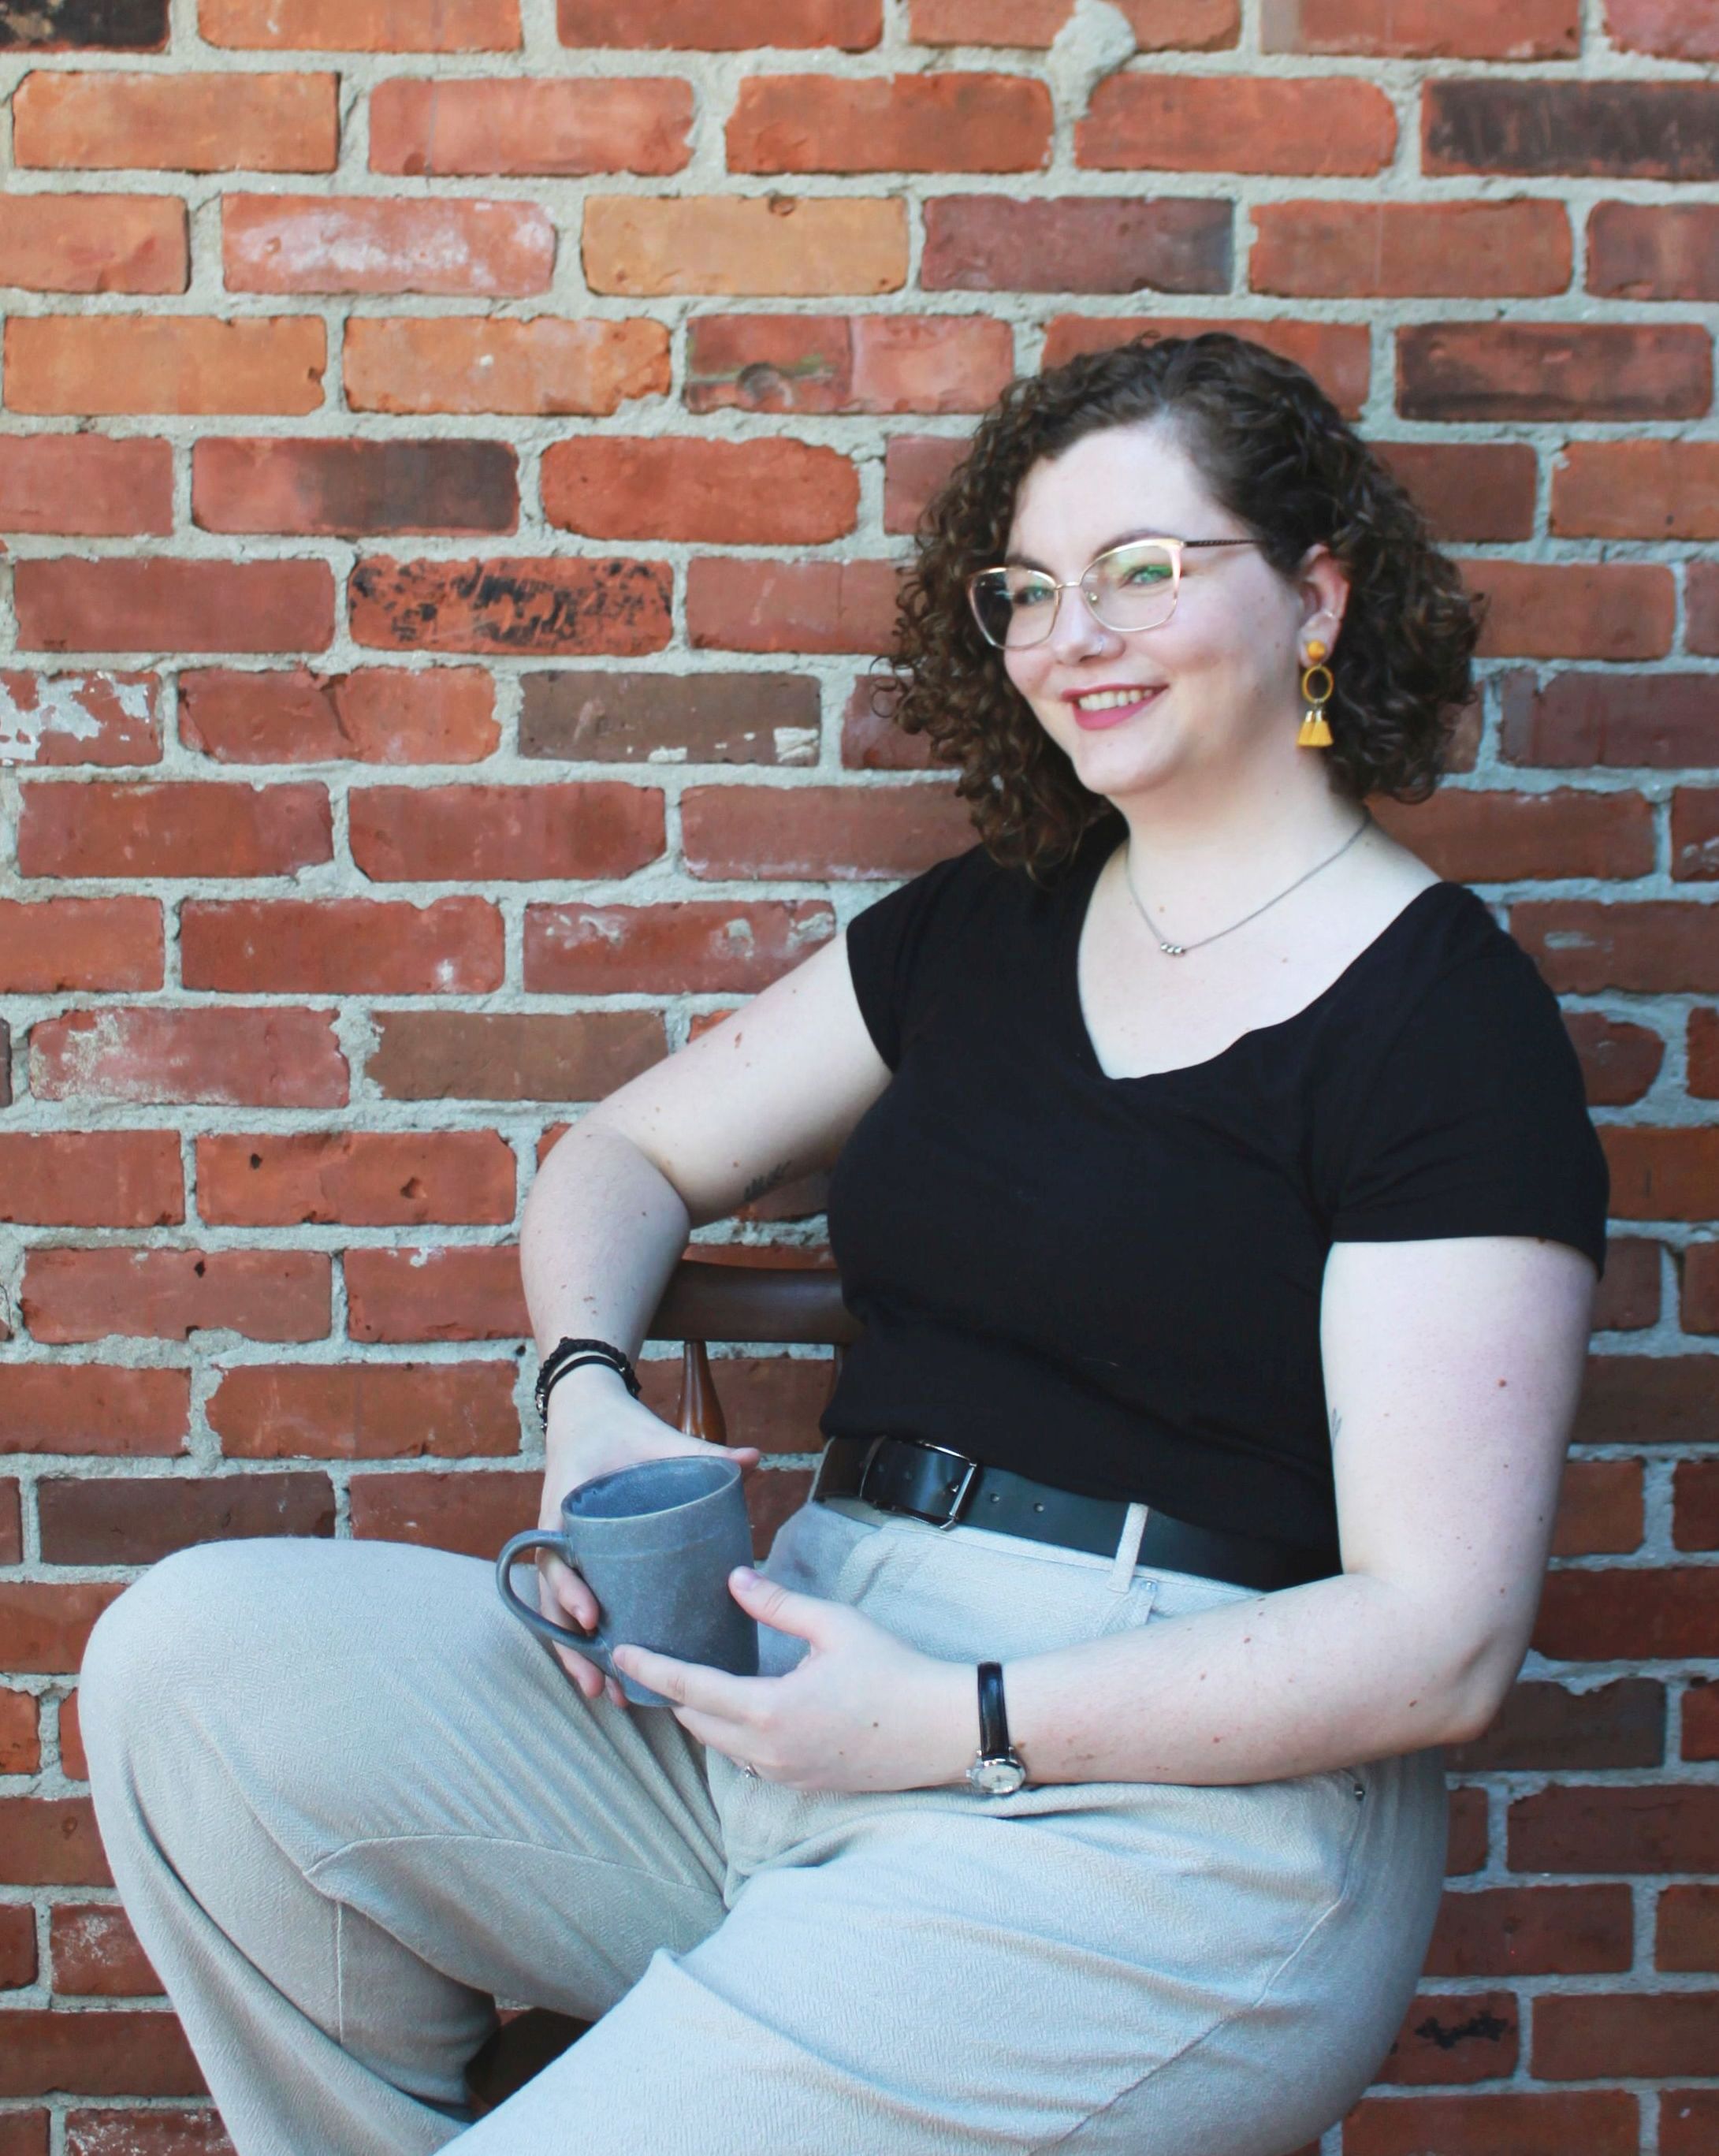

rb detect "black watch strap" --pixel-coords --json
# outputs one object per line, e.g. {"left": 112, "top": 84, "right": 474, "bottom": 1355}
{"left": 977, "top": 1660, "right": 1010, "bottom": 1758}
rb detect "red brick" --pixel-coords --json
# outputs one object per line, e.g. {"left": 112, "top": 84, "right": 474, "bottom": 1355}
{"left": 0, "top": 1482, "right": 17, "bottom": 1564}
{"left": 1588, "top": 201, "right": 1719, "bottom": 302}
{"left": 31, "top": 1007, "right": 347, "bottom": 1108}
{"left": 13, "top": 560, "right": 335, "bottom": 657}
{"left": 0, "top": 1, "right": 166, "bottom": 47}
{"left": 17, "top": 780, "right": 332, "bottom": 878}
{"left": 67, "top": 2113, "right": 232, "bottom": 2156}
{"left": 1662, "top": 1882, "right": 1719, "bottom": 1967}
{"left": 0, "top": 1366, "right": 188, "bottom": 1457}
{"left": 193, "top": 438, "right": 516, "bottom": 537}
{"left": 922, "top": 195, "right": 1229, "bottom": 295}
{"left": 0, "top": 1595, "right": 126, "bottom": 1685}
{"left": 1674, "top": 787, "right": 1719, "bottom": 880}
{"left": 23, "top": 1249, "right": 331, "bottom": 1346}
{"left": 1513, "top": 1783, "right": 1719, "bottom": 1876}
{"left": 1263, "top": 0, "right": 1576, "bottom": 54}
{"left": 1565, "top": 1014, "right": 1664, "bottom": 1108}
{"left": 525, "top": 900, "right": 834, "bottom": 993}
{"left": 1446, "top": 1787, "right": 1486, "bottom": 1875}
{"left": 1374, "top": 1991, "right": 1518, "bottom": 2087}
{"left": 1535, "top": 1565, "right": 1719, "bottom": 1661}
{"left": 344, "top": 315, "right": 669, "bottom": 415}
{"left": 209, "top": 1361, "right": 519, "bottom": 1461}
{"left": 180, "top": 665, "right": 499, "bottom": 765}
{"left": 1343, "top": 2092, "right": 1639, "bottom": 2156}
{"left": 0, "top": 192, "right": 186, "bottom": 292}
{"left": 348, "top": 555, "right": 670, "bottom": 658}
{"left": 1553, "top": 441, "right": 1719, "bottom": 542}
{"left": 1665, "top": 2090, "right": 1719, "bottom": 2156}
{"left": 1685, "top": 1685, "right": 1719, "bottom": 1762}
{"left": 1426, "top": 80, "right": 1719, "bottom": 182}
{"left": 0, "top": 439, "right": 173, "bottom": 538}
{"left": 882, "top": 437, "right": 969, "bottom": 538}
{"left": 1515, "top": 901, "right": 1719, "bottom": 994}
{"left": 1371, "top": 788, "right": 1652, "bottom": 882}
{"left": 201, "top": 0, "right": 519, "bottom": 46}
{"left": 543, "top": 437, "right": 856, "bottom": 546}
{"left": 1576, "top": 1355, "right": 1719, "bottom": 1449}
{"left": 1424, "top": 1885, "right": 1632, "bottom": 1981}
{"left": 1401, "top": 322, "right": 1711, "bottom": 423}
{"left": 3, "top": 316, "right": 325, "bottom": 415}
{"left": 731, "top": 71, "right": 1050, "bottom": 173}
{"left": 349, "top": 1465, "right": 534, "bottom": 1557}
{"left": 50, "top": 1905, "right": 158, "bottom": 1997}
{"left": 223, "top": 194, "right": 554, "bottom": 296}
{"left": 1603, "top": 1127, "right": 1719, "bottom": 1219}
{"left": 560, "top": 0, "right": 879, "bottom": 43}
{"left": 681, "top": 784, "right": 971, "bottom": 881}
{"left": 1448, "top": 1678, "right": 1664, "bottom": 1773}
{"left": 1464, "top": 561, "right": 1674, "bottom": 661}
{"left": 1550, "top": 1458, "right": 1644, "bottom": 1557}
{"left": 583, "top": 195, "right": 907, "bottom": 298}
{"left": 686, "top": 313, "right": 1011, "bottom": 415}
{"left": 1252, "top": 199, "right": 1569, "bottom": 298}
{"left": 1535, "top": 1990, "right": 1719, "bottom": 2080}
{"left": 0, "top": 671, "right": 160, "bottom": 765}
{"left": 519, "top": 669, "right": 819, "bottom": 765}
{"left": 1672, "top": 1458, "right": 1719, "bottom": 1549}
{"left": 1606, "top": 0, "right": 1719, "bottom": 55}
{"left": 1040, "top": 315, "right": 1371, "bottom": 418}
{"left": 1375, "top": 444, "right": 1537, "bottom": 545}
{"left": 1692, "top": 1007, "right": 1719, "bottom": 1097}
{"left": 368, "top": 1010, "right": 664, "bottom": 1101}
{"left": 0, "top": 1902, "right": 36, "bottom": 1989}
{"left": 196, "top": 1132, "right": 515, "bottom": 1227}
{"left": 1694, "top": 560, "right": 1719, "bottom": 656}
{"left": 1684, "top": 1240, "right": 1719, "bottom": 1329}
{"left": 348, "top": 781, "right": 664, "bottom": 881}
{"left": 370, "top": 76, "right": 690, "bottom": 177}
{"left": 59, "top": 1696, "right": 87, "bottom": 1782}
{"left": 39, "top": 1471, "right": 335, "bottom": 1565}
{"left": 182, "top": 896, "right": 502, "bottom": 994}
{"left": 0, "top": 2009, "right": 204, "bottom": 2097}
{"left": 910, "top": 0, "right": 1069, "bottom": 40}
{"left": 686, "top": 560, "right": 899, "bottom": 655}
{"left": 1501, "top": 670, "right": 1719, "bottom": 767}
{"left": 1079, "top": 74, "right": 1394, "bottom": 175}
{"left": 13, "top": 69, "right": 336, "bottom": 171}
{"left": 0, "top": 1134, "right": 182, "bottom": 1230}
{"left": 1594, "top": 1242, "right": 1662, "bottom": 1333}
{"left": 345, "top": 1246, "right": 527, "bottom": 1342}
{"left": 0, "top": 1690, "right": 41, "bottom": 1775}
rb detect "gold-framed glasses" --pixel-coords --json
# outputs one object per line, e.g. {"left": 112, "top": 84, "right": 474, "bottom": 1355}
{"left": 966, "top": 537, "right": 1258, "bottom": 650}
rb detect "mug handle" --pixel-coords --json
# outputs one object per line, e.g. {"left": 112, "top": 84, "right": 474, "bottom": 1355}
{"left": 495, "top": 1531, "right": 612, "bottom": 1663}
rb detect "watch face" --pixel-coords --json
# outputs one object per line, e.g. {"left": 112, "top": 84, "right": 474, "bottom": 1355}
{"left": 969, "top": 1755, "right": 1027, "bottom": 1797}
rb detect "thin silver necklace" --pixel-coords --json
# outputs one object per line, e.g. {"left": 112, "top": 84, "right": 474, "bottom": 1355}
{"left": 1121, "top": 811, "right": 1374, "bottom": 958}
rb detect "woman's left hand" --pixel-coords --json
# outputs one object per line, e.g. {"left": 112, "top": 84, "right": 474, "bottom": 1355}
{"left": 611, "top": 1567, "right": 974, "bottom": 1794}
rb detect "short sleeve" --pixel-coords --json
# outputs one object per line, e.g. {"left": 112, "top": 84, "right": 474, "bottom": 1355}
{"left": 1330, "top": 939, "right": 1609, "bottom": 1274}
{"left": 844, "top": 845, "right": 984, "bottom": 1071}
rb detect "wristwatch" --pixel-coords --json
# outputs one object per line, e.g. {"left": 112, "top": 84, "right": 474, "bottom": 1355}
{"left": 966, "top": 1660, "right": 1028, "bottom": 1796}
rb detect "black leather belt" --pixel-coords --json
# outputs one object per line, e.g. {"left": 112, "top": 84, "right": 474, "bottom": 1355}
{"left": 813, "top": 1435, "right": 1335, "bottom": 1593}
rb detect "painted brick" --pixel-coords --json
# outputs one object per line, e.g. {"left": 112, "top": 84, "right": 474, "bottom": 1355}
{"left": 1534, "top": 1992, "right": 1719, "bottom": 2081}
{"left": 1424, "top": 1886, "right": 1634, "bottom": 1979}
{"left": 0, "top": 439, "right": 173, "bottom": 538}
{"left": 0, "top": 193, "right": 186, "bottom": 292}
{"left": 200, "top": 0, "right": 520, "bottom": 47}
{"left": 1502, "top": 672, "right": 1719, "bottom": 766}
{"left": 1553, "top": 442, "right": 1719, "bottom": 539}
{"left": 180, "top": 897, "right": 504, "bottom": 993}
{"left": 348, "top": 782, "right": 664, "bottom": 881}
{"left": 1375, "top": 1990, "right": 1518, "bottom": 2086}
{"left": 0, "top": 672, "right": 161, "bottom": 765}
{"left": 922, "top": 195, "right": 1229, "bottom": 294}
{"left": 543, "top": 438, "right": 857, "bottom": 543}
{"left": 1463, "top": 562, "right": 1674, "bottom": 661}
{"left": 0, "top": 2009, "right": 203, "bottom": 2097}
{"left": 1674, "top": 788, "right": 1719, "bottom": 881}
{"left": 1, "top": 2, "right": 167, "bottom": 49}
{"left": 1251, "top": 200, "right": 1570, "bottom": 298}
{"left": 17, "top": 780, "right": 332, "bottom": 878}
{"left": 50, "top": 1905, "right": 158, "bottom": 1997}
{"left": 1603, "top": 1127, "right": 1719, "bottom": 1219}
{"left": 370, "top": 76, "right": 691, "bottom": 177}
{"left": 1400, "top": 323, "right": 1711, "bottom": 423}
{"left": 1550, "top": 1458, "right": 1646, "bottom": 1556}
{"left": 1588, "top": 203, "right": 1719, "bottom": 303}
{"left": 30, "top": 1007, "right": 347, "bottom": 1108}
{"left": 179, "top": 666, "right": 499, "bottom": 765}
{"left": 1606, "top": 0, "right": 1719, "bottom": 57}
{"left": 0, "top": 1597, "right": 127, "bottom": 1685}
{"left": 2, "top": 316, "right": 325, "bottom": 415}
{"left": 686, "top": 312, "right": 1012, "bottom": 415}
{"left": 13, "top": 559, "right": 335, "bottom": 656}
{"left": 1673, "top": 1458, "right": 1719, "bottom": 1548}
{"left": 0, "top": 1365, "right": 188, "bottom": 1455}
{"left": 559, "top": 0, "right": 880, "bottom": 43}
{"left": 686, "top": 559, "right": 900, "bottom": 654}
{"left": 1342, "top": 2092, "right": 1639, "bottom": 2156}
{"left": 1262, "top": 0, "right": 1578, "bottom": 55}
{"left": 349, "top": 1466, "right": 536, "bottom": 1557}
{"left": 1447, "top": 1679, "right": 1664, "bottom": 1773}
{"left": 1565, "top": 1015, "right": 1665, "bottom": 1109}
{"left": 1574, "top": 1357, "right": 1719, "bottom": 1448}
{"left": 0, "top": 1689, "right": 41, "bottom": 1774}
{"left": 192, "top": 438, "right": 517, "bottom": 537}
{"left": 366, "top": 1009, "right": 665, "bottom": 1100}
{"left": 1079, "top": 75, "right": 1396, "bottom": 175}
{"left": 22, "top": 1249, "right": 331, "bottom": 1345}
{"left": 0, "top": 1133, "right": 183, "bottom": 1229}
{"left": 519, "top": 669, "right": 819, "bottom": 765}
{"left": 38, "top": 1471, "right": 335, "bottom": 1564}
{"left": 1041, "top": 315, "right": 1371, "bottom": 418}
{"left": 344, "top": 315, "right": 669, "bottom": 415}
{"left": 13, "top": 69, "right": 336, "bottom": 171}
{"left": 222, "top": 195, "right": 554, "bottom": 296}
{"left": 207, "top": 1361, "right": 519, "bottom": 1459}
{"left": 348, "top": 556, "right": 671, "bottom": 657}
{"left": 345, "top": 1246, "right": 528, "bottom": 1342}
{"left": 681, "top": 783, "right": 973, "bottom": 879}
{"left": 525, "top": 899, "right": 835, "bottom": 993}
{"left": 1426, "top": 81, "right": 1719, "bottom": 182}
{"left": 1371, "top": 788, "right": 1652, "bottom": 883}
{"left": 729, "top": 72, "right": 1050, "bottom": 173}
{"left": 583, "top": 195, "right": 907, "bottom": 297}
{"left": 195, "top": 1132, "right": 515, "bottom": 1227}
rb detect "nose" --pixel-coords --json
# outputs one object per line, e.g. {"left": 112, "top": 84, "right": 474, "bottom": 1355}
{"left": 1042, "top": 580, "right": 1118, "bottom": 664}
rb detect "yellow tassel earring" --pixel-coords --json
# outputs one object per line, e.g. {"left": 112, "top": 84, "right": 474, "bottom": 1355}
{"left": 1297, "top": 639, "right": 1334, "bottom": 749}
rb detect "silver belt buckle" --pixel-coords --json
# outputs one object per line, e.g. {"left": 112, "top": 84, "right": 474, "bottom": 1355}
{"left": 857, "top": 1438, "right": 980, "bottom": 1529}
{"left": 920, "top": 1441, "right": 980, "bottom": 1529}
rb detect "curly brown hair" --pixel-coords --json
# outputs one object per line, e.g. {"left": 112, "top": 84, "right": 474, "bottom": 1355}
{"left": 882, "top": 331, "right": 1485, "bottom": 879}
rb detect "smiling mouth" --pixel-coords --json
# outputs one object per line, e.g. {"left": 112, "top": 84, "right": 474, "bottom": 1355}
{"left": 1067, "top": 685, "right": 1165, "bottom": 727}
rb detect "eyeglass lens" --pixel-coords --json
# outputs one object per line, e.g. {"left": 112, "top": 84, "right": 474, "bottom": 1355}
{"left": 970, "top": 541, "right": 1178, "bottom": 648}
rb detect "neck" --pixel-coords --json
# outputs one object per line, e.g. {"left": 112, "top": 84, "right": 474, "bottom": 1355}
{"left": 1103, "top": 758, "right": 1364, "bottom": 913}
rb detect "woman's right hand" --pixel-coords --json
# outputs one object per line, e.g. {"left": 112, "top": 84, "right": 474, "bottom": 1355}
{"left": 535, "top": 1368, "right": 761, "bottom": 1704}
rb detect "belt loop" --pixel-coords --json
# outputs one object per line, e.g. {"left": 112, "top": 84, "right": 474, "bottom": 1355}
{"left": 1108, "top": 1502, "right": 1150, "bottom": 1592}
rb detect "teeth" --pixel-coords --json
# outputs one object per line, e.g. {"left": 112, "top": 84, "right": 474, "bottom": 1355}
{"left": 1073, "top": 688, "right": 1159, "bottom": 711}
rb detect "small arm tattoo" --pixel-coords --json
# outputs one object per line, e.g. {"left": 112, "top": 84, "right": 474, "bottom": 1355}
{"left": 742, "top": 1160, "right": 796, "bottom": 1205}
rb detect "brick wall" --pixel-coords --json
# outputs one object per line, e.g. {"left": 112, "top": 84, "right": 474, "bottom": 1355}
{"left": 1, "top": 0, "right": 1716, "bottom": 2147}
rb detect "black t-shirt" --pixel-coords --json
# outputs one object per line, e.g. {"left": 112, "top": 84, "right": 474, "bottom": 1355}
{"left": 820, "top": 817, "right": 1609, "bottom": 1564}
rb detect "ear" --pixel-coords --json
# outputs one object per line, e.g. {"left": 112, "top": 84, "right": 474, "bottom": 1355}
{"left": 1296, "top": 542, "right": 1351, "bottom": 653}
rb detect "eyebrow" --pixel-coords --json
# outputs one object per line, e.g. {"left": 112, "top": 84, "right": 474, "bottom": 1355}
{"left": 1002, "top": 527, "right": 1185, "bottom": 571}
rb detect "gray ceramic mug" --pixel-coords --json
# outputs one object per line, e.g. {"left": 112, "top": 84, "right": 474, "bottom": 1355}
{"left": 495, "top": 1454, "right": 759, "bottom": 1707}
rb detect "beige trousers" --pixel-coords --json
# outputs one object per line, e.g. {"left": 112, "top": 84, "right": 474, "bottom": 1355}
{"left": 80, "top": 1495, "right": 1448, "bottom": 2156}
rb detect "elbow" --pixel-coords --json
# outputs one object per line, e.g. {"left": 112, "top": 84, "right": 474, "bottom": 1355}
{"left": 1431, "top": 1632, "right": 1531, "bottom": 1748}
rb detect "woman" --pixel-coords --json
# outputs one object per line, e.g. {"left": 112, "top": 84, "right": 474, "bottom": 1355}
{"left": 82, "top": 333, "right": 1606, "bottom": 2156}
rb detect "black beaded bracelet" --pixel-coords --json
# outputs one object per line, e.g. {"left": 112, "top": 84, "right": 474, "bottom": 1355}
{"left": 535, "top": 1336, "right": 642, "bottom": 1422}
